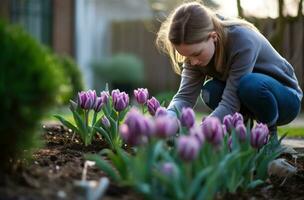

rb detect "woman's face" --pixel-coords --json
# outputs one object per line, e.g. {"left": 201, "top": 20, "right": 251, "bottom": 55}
{"left": 173, "top": 32, "right": 217, "bottom": 67}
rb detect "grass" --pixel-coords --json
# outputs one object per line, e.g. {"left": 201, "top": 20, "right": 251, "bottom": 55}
{"left": 278, "top": 127, "right": 304, "bottom": 138}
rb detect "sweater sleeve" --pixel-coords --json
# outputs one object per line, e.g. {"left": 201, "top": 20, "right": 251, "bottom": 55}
{"left": 167, "top": 64, "right": 205, "bottom": 115}
{"left": 210, "top": 30, "right": 262, "bottom": 121}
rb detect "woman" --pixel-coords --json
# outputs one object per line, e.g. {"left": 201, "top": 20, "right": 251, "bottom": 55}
{"left": 156, "top": 2, "right": 302, "bottom": 136}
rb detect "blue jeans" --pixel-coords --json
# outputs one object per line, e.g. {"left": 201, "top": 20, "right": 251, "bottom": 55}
{"left": 201, "top": 73, "right": 301, "bottom": 126}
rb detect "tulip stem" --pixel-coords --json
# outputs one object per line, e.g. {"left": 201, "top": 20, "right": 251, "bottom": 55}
{"left": 92, "top": 111, "right": 97, "bottom": 126}
{"left": 84, "top": 110, "right": 89, "bottom": 145}
{"left": 115, "top": 112, "right": 120, "bottom": 148}
{"left": 141, "top": 105, "right": 145, "bottom": 114}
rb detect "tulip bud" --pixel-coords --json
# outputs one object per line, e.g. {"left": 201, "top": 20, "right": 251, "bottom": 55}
{"left": 189, "top": 125, "right": 205, "bottom": 146}
{"left": 232, "top": 112, "right": 244, "bottom": 127}
{"left": 155, "top": 115, "right": 179, "bottom": 138}
{"left": 235, "top": 123, "right": 247, "bottom": 142}
{"left": 111, "top": 89, "right": 120, "bottom": 102}
{"left": 94, "top": 97, "right": 104, "bottom": 112}
{"left": 142, "top": 117, "right": 155, "bottom": 137}
{"left": 155, "top": 107, "right": 168, "bottom": 117}
{"left": 201, "top": 117, "right": 223, "bottom": 146}
{"left": 113, "top": 92, "right": 129, "bottom": 112}
{"left": 223, "top": 112, "right": 245, "bottom": 133}
{"left": 100, "top": 91, "right": 109, "bottom": 105}
{"left": 77, "top": 90, "right": 96, "bottom": 110}
{"left": 120, "top": 109, "right": 152, "bottom": 146}
{"left": 180, "top": 107, "right": 195, "bottom": 129}
{"left": 160, "top": 162, "right": 177, "bottom": 177}
{"left": 147, "top": 97, "right": 160, "bottom": 116}
{"left": 134, "top": 88, "right": 149, "bottom": 104}
{"left": 177, "top": 136, "right": 200, "bottom": 162}
{"left": 250, "top": 123, "right": 269, "bottom": 149}
{"left": 223, "top": 114, "right": 234, "bottom": 132}
{"left": 101, "top": 116, "right": 110, "bottom": 128}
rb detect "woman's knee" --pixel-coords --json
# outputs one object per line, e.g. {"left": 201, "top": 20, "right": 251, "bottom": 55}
{"left": 201, "top": 79, "right": 225, "bottom": 110}
{"left": 237, "top": 73, "right": 261, "bottom": 101}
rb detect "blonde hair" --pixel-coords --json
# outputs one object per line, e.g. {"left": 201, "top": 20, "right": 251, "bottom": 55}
{"left": 156, "top": 1, "right": 258, "bottom": 75}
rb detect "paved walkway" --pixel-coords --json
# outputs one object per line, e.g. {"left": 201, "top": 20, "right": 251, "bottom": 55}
{"left": 282, "top": 138, "right": 304, "bottom": 149}
{"left": 282, "top": 114, "right": 304, "bottom": 127}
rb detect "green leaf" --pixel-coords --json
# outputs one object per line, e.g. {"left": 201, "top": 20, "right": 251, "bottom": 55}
{"left": 247, "top": 179, "right": 264, "bottom": 189}
{"left": 53, "top": 114, "right": 78, "bottom": 133}
{"left": 85, "top": 154, "right": 121, "bottom": 182}
{"left": 107, "top": 150, "right": 129, "bottom": 180}
{"left": 71, "top": 109, "right": 87, "bottom": 135}
{"left": 94, "top": 126, "right": 114, "bottom": 149}
{"left": 187, "top": 167, "right": 212, "bottom": 199}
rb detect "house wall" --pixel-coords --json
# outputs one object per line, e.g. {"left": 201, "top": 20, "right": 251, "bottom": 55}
{"left": 0, "top": 0, "right": 10, "bottom": 20}
{"left": 52, "top": 0, "right": 75, "bottom": 57}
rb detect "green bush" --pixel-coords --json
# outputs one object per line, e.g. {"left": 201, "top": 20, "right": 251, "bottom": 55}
{"left": 155, "top": 91, "right": 176, "bottom": 107}
{"left": 0, "top": 21, "right": 64, "bottom": 170}
{"left": 55, "top": 55, "right": 84, "bottom": 105}
{"left": 92, "top": 53, "right": 145, "bottom": 93}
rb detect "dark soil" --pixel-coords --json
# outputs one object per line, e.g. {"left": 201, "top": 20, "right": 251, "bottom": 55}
{"left": 0, "top": 123, "right": 303, "bottom": 200}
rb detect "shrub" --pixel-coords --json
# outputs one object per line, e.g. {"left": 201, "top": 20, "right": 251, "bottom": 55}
{"left": 92, "top": 53, "right": 145, "bottom": 94}
{"left": 55, "top": 55, "right": 84, "bottom": 105}
{"left": 155, "top": 91, "right": 175, "bottom": 107}
{"left": 0, "top": 21, "right": 64, "bottom": 170}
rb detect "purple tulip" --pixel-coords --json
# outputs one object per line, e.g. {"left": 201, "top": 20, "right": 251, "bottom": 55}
{"left": 223, "top": 112, "right": 245, "bottom": 134}
{"left": 232, "top": 113, "right": 244, "bottom": 126}
{"left": 189, "top": 125, "right": 205, "bottom": 146}
{"left": 77, "top": 90, "right": 97, "bottom": 110}
{"left": 147, "top": 97, "right": 160, "bottom": 116}
{"left": 201, "top": 117, "right": 223, "bottom": 146}
{"left": 250, "top": 123, "right": 269, "bottom": 149}
{"left": 120, "top": 109, "right": 154, "bottom": 145}
{"left": 223, "top": 114, "right": 234, "bottom": 132}
{"left": 155, "top": 115, "right": 179, "bottom": 138}
{"left": 94, "top": 97, "right": 104, "bottom": 112}
{"left": 134, "top": 88, "right": 149, "bottom": 104}
{"left": 101, "top": 116, "right": 110, "bottom": 128}
{"left": 155, "top": 107, "right": 168, "bottom": 117}
{"left": 180, "top": 107, "right": 195, "bottom": 129}
{"left": 177, "top": 136, "right": 200, "bottom": 162}
{"left": 113, "top": 91, "right": 129, "bottom": 112}
{"left": 120, "top": 124, "right": 133, "bottom": 145}
{"left": 100, "top": 91, "right": 109, "bottom": 105}
{"left": 142, "top": 117, "right": 155, "bottom": 137}
{"left": 160, "top": 162, "right": 177, "bottom": 177}
{"left": 235, "top": 123, "right": 247, "bottom": 141}
{"left": 111, "top": 89, "right": 120, "bottom": 102}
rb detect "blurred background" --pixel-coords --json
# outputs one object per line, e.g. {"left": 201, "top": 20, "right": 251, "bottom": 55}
{"left": 0, "top": 0, "right": 303, "bottom": 109}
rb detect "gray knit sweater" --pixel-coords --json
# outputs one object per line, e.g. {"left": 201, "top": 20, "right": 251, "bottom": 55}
{"left": 167, "top": 25, "right": 303, "bottom": 121}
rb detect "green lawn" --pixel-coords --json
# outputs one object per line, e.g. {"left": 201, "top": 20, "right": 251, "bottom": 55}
{"left": 278, "top": 127, "right": 304, "bottom": 138}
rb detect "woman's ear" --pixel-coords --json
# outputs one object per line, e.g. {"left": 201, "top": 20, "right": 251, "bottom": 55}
{"left": 209, "top": 31, "right": 218, "bottom": 42}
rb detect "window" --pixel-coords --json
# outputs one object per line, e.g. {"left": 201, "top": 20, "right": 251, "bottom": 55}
{"left": 10, "top": 0, "right": 52, "bottom": 45}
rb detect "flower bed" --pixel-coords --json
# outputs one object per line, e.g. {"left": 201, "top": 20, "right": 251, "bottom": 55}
{"left": 1, "top": 87, "right": 304, "bottom": 199}
{"left": 0, "top": 124, "right": 303, "bottom": 199}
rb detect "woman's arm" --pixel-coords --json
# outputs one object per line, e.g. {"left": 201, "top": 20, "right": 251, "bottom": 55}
{"left": 167, "top": 64, "right": 205, "bottom": 116}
